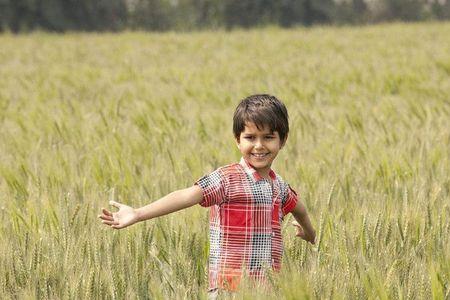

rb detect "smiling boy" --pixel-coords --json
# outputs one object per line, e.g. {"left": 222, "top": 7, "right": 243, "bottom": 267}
{"left": 99, "top": 94, "right": 316, "bottom": 295}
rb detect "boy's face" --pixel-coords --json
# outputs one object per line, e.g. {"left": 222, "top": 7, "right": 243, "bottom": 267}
{"left": 236, "top": 122, "right": 285, "bottom": 178}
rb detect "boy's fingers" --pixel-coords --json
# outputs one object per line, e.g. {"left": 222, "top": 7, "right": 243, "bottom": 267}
{"left": 102, "top": 220, "right": 119, "bottom": 226}
{"left": 109, "top": 200, "right": 121, "bottom": 209}
{"left": 102, "top": 208, "right": 113, "bottom": 216}
{"left": 291, "top": 220, "right": 301, "bottom": 227}
{"left": 98, "top": 214, "right": 114, "bottom": 221}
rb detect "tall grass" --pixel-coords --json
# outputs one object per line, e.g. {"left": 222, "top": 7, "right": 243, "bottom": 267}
{"left": 0, "top": 23, "right": 449, "bottom": 299}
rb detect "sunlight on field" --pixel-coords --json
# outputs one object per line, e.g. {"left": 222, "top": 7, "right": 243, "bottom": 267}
{"left": 0, "top": 23, "right": 449, "bottom": 299}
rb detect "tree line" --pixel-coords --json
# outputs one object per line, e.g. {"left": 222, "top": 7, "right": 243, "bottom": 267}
{"left": 1, "top": 0, "right": 449, "bottom": 32}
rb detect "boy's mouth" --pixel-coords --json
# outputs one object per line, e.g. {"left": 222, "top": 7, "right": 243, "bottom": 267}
{"left": 251, "top": 153, "right": 269, "bottom": 158}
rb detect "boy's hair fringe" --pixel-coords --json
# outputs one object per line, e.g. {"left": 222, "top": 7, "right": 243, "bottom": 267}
{"left": 233, "top": 94, "right": 289, "bottom": 142}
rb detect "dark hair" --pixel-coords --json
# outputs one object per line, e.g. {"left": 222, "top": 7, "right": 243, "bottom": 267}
{"left": 233, "top": 94, "right": 289, "bottom": 142}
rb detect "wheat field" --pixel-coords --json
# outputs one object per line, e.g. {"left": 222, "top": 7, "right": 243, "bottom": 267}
{"left": 0, "top": 22, "right": 449, "bottom": 299}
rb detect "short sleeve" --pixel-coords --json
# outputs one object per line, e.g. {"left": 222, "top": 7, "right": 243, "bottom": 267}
{"left": 195, "top": 168, "right": 227, "bottom": 207}
{"left": 281, "top": 184, "right": 298, "bottom": 215}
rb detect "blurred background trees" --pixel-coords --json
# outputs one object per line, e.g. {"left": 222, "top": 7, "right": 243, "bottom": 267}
{"left": 0, "top": 0, "right": 448, "bottom": 32}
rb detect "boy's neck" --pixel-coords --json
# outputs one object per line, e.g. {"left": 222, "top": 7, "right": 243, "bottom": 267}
{"left": 258, "top": 170, "right": 272, "bottom": 181}
{"left": 240, "top": 158, "right": 275, "bottom": 181}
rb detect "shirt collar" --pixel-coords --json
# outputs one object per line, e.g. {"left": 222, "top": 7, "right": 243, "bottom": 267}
{"left": 239, "top": 157, "right": 276, "bottom": 182}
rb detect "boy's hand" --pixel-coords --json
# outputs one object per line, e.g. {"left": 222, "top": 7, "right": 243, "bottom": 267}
{"left": 292, "top": 220, "right": 316, "bottom": 244}
{"left": 98, "top": 201, "right": 139, "bottom": 229}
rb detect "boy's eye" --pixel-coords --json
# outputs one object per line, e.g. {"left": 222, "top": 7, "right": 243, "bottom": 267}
{"left": 244, "top": 136, "right": 254, "bottom": 140}
{"left": 265, "top": 136, "right": 274, "bottom": 139}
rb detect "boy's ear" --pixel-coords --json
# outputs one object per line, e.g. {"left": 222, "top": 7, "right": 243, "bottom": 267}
{"left": 235, "top": 137, "right": 240, "bottom": 148}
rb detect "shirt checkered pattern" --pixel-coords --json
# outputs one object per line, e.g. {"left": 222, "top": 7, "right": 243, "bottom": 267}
{"left": 196, "top": 158, "right": 298, "bottom": 291}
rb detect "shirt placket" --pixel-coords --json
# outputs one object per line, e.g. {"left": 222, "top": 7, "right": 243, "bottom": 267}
{"left": 270, "top": 180, "right": 281, "bottom": 266}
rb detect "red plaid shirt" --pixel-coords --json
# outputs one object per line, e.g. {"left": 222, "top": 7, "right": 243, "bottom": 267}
{"left": 196, "top": 158, "right": 298, "bottom": 291}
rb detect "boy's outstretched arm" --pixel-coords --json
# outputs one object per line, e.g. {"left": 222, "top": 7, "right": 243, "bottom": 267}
{"left": 98, "top": 185, "right": 203, "bottom": 229}
{"left": 291, "top": 200, "right": 316, "bottom": 244}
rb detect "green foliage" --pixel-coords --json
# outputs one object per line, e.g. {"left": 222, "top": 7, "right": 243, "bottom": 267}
{"left": 1, "top": 0, "right": 127, "bottom": 32}
{"left": 2, "top": 0, "right": 450, "bottom": 32}
{"left": 0, "top": 23, "right": 450, "bottom": 298}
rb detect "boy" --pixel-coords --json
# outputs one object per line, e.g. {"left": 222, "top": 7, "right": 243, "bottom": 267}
{"left": 98, "top": 94, "right": 316, "bottom": 294}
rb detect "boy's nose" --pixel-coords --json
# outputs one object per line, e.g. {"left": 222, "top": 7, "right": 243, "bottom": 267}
{"left": 254, "top": 140, "right": 264, "bottom": 149}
